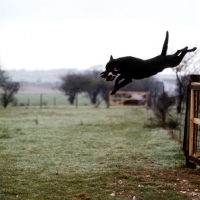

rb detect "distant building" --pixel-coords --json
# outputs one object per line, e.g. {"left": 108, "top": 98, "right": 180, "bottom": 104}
{"left": 155, "top": 74, "right": 177, "bottom": 95}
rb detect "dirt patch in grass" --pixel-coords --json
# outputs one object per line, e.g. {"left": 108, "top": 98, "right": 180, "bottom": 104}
{"left": 68, "top": 167, "right": 200, "bottom": 200}
{"left": 70, "top": 193, "right": 91, "bottom": 200}
{"left": 106, "top": 167, "right": 200, "bottom": 200}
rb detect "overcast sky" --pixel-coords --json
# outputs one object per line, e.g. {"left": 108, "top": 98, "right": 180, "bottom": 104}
{"left": 0, "top": 0, "right": 200, "bottom": 73}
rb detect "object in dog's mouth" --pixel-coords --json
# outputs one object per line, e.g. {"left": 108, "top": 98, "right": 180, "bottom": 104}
{"left": 106, "top": 74, "right": 116, "bottom": 81}
{"left": 100, "top": 71, "right": 116, "bottom": 81}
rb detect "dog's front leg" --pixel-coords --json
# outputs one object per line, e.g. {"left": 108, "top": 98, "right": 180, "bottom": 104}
{"left": 110, "top": 75, "right": 124, "bottom": 95}
{"left": 111, "top": 77, "right": 132, "bottom": 95}
{"left": 114, "top": 74, "right": 124, "bottom": 87}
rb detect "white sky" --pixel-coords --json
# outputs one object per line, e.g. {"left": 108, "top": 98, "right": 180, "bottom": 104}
{"left": 0, "top": 0, "right": 200, "bottom": 73}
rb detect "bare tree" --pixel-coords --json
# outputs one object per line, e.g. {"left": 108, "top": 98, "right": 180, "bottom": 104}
{"left": 0, "top": 81, "right": 20, "bottom": 108}
{"left": 59, "top": 73, "right": 88, "bottom": 105}
{"left": 172, "top": 48, "right": 199, "bottom": 113}
{"left": 0, "top": 68, "right": 20, "bottom": 108}
{"left": 0, "top": 69, "right": 9, "bottom": 84}
{"left": 83, "top": 70, "right": 107, "bottom": 105}
{"left": 154, "top": 92, "right": 174, "bottom": 127}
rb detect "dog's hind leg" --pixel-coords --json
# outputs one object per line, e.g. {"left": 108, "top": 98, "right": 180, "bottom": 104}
{"left": 174, "top": 47, "right": 197, "bottom": 56}
{"left": 177, "top": 47, "right": 197, "bottom": 59}
{"left": 172, "top": 47, "right": 197, "bottom": 66}
{"left": 174, "top": 47, "right": 188, "bottom": 56}
{"left": 185, "top": 47, "right": 197, "bottom": 53}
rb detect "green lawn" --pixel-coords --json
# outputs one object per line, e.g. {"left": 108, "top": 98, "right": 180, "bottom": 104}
{"left": 0, "top": 106, "right": 199, "bottom": 200}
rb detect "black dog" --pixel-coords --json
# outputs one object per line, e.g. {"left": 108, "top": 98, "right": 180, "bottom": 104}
{"left": 100, "top": 31, "right": 197, "bottom": 95}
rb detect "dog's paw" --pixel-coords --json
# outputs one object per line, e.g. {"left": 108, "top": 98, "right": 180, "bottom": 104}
{"left": 110, "top": 90, "right": 116, "bottom": 95}
{"left": 192, "top": 47, "right": 197, "bottom": 51}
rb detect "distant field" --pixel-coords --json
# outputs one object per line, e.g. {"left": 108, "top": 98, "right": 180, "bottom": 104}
{"left": 15, "top": 93, "right": 70, "bottom": 106}
{"left": 15, "top": 93, "right": 95, "bottom": 107}
{"left": 15, "top": 84, "right": 103, "bottom": 107}
{"left": 0, "top": 106, "right": 198, "bottom": 200}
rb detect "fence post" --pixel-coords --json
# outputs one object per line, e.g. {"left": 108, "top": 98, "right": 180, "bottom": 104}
{"left": 54, "top": 96, "right": 56, "bottom": 108}
{"left": 75, "top": 94, "right": 78, "bottom": 108}
{"left": 27, "top": 98, "right": 30, "bottom": 107}
{"left": 107, "top": 91, "right": 110, "bottom": 108}
{"left": 151, "top": 86, "right": 157, "bottom": 109}
{"left": 40, "top": 94, "right": 43, "bottom": 109}
{"left": 189, "top": 75, "right": 200, "bottom": 156}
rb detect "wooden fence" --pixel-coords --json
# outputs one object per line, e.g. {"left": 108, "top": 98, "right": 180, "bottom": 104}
{"left": 108, "top": 91, "right": 149, "bottom": 107}
{"left": 184, "top": 75, "right": 200, "bottom": 168}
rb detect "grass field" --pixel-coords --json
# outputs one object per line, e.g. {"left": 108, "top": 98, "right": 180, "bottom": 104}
{"left": 0, "top": 106, "right": 200, "bottom": 200}
{"left": 15, "top": 93, "right": 93, "bottom": 107}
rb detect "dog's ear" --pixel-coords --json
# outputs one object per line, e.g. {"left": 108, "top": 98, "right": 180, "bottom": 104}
{"left": 110, "top": 55, "right": 113, "bottom": 61}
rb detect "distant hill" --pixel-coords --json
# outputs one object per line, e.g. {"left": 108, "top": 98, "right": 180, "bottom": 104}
{"left": 6, "top": 68, "right": 106, "bottom": 94}
{"left": 7, "top": 66, "right": 104, "bottom": 83}
{"left": 7, "top": 68, "right": 80, "bottom": 83}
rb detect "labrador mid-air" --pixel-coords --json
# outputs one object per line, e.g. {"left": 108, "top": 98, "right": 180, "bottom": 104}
{"left": 100, "top": 31, "right": 197, "bottom": 95}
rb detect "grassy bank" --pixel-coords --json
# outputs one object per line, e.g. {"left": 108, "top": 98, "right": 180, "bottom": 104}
{"left": 0, "top": 106, "right": 199, "bottom": 200}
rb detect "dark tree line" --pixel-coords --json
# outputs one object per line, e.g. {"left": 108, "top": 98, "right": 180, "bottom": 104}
{"left": 59, "top": 70, "right": 155, "bottom": 106}
{"left": 0, "top": 68, "right": 19, "bottom": 108}
{"left": 59, "top": 71, "right": 112, "bottom": 106}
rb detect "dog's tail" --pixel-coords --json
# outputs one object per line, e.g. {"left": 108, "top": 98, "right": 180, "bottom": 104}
{"left": 161, "top": 31, "right": 169, "bottom": 56}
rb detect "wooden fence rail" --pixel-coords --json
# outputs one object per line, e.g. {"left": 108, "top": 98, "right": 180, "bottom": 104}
{"left": 108, "top": 91, "right": 149, "bottom": 107}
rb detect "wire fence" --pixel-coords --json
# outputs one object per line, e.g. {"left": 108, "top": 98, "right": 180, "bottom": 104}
{"left": 14, "top": 93, "right": 96, "bottom": 108}
{"left": 174, "top": 99, "right": 186, "bottom": 142}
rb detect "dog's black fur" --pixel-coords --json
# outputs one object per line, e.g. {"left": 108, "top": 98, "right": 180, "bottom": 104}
{"left": 100, "top": 31, "right": 197, "bottom": 95}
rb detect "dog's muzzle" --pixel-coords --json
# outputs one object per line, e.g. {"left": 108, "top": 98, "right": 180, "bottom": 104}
{"left": 100, "top": 71, "right": 116, "bottom": 81}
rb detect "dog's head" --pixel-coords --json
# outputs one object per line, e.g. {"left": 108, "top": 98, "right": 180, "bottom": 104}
{"left": 100, "top": 55, "right": 116, "bottom": 81}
